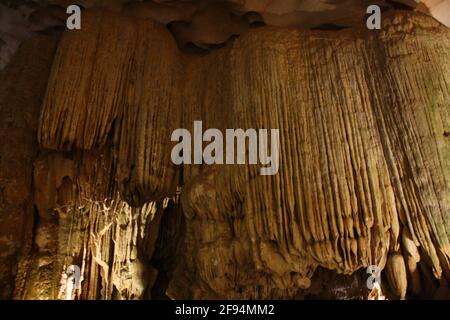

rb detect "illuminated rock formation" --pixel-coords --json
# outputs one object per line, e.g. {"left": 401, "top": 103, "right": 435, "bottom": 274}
{"left": 0, "top": 7, "right": 449, "bottom": 300}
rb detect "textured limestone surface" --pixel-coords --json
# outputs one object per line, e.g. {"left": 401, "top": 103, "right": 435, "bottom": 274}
{"left": 1, "top": 1, "right": 450, "bottom": 70}
{"left": 0, "top": 35, "right": 58, "bottom": 299}
{"left": 25, "top": 10, "right": 450, "bottom": 299}
{"left": 0, "top": 9, "right": 449, "bottom": 299}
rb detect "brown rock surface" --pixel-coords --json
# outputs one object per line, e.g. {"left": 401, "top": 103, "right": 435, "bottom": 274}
{"left": 8, "top": 9, "right": 445, "bottom": 299}
{"left": 0, "top": 35, "right": 58, "bottom": 299}
{"left": 2, "top": 1, "right": 450, "bottom": 70}
{"left": 0, "top": 1, "right": 449, "bottom": 298}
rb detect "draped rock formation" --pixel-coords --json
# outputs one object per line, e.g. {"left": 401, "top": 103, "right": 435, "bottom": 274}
{"left": 0, "top": 8, "right": 449, "bottom": 299}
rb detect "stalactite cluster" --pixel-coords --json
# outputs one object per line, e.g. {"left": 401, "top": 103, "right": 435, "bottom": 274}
{"left": 14, "top": 146, "right": 182, "bottom": 299}
{"left": 20, "top": 9, "right": 448, "bottom": 299}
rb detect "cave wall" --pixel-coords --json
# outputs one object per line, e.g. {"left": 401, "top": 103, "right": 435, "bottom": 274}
{"left": 1, "top": 9, "right": 449, "bottom": 299}
{"left": 0, "top": 35, "right": 58, "bottom": 299}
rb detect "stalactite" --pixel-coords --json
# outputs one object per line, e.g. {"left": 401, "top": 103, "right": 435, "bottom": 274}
{"left": 30, "top": 9, "right": 450, "bottom": 299}
{"left": 39, "top": 10, "right": 182, "bottom": 206}
{"left": 15, "top": 146, "right": 179, "bottom": 300}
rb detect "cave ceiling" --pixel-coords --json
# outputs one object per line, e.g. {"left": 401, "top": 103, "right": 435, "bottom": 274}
{"left": 1, "top": 0, "right": 450, "bottom": 69}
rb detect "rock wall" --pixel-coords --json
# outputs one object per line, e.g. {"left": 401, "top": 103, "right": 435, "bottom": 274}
{"left": 0, "top": 35, "right": 58, "bottom": 299}
{"left": 1, "top": 9, "right": 450, "bottom": 299}
{"left": 14, "top": 146, "right": 183, "bottom": 300}
{"left": 3, "top": 1, "right": 450, "bottom": 72}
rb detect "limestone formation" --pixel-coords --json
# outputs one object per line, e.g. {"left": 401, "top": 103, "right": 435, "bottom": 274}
{"left": 0, "top": 34, "right": 58, "bottom": 299}
{"left": 0, "top": 6, "right": 449, "bottom": 300}
{"left": 2, "top": 1, "right": 450, "bottom": 69}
